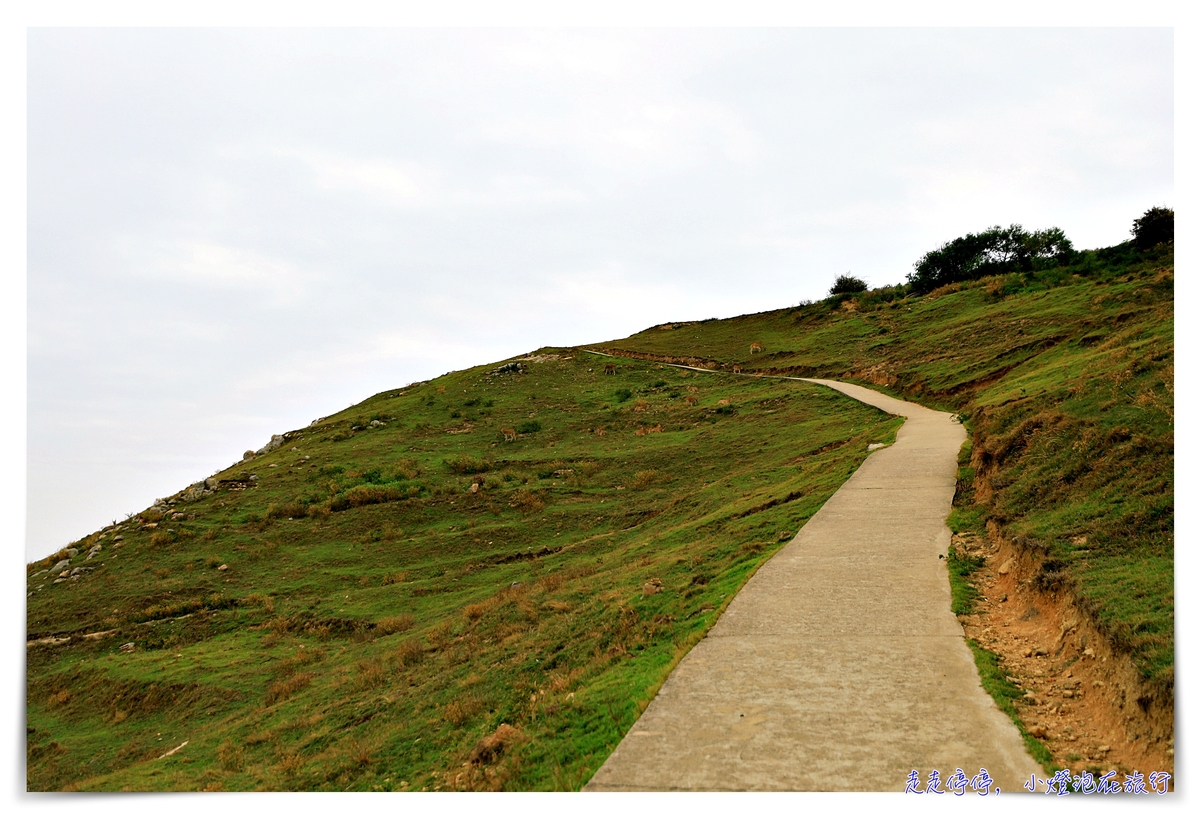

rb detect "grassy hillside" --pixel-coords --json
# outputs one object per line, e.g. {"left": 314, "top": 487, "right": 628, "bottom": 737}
{"left": 27, "top": 354, "right": 900, "bottom": 791}
{"left": 26, "top": 237, "right": 1172, "bottom": 792}
{"left": 603, "top": 240, "right": 1174, "bottom": 694}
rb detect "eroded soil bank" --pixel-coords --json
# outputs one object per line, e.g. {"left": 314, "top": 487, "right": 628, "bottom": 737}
{"left": 953, "top": 528, "right": 1173, "bottom": 779}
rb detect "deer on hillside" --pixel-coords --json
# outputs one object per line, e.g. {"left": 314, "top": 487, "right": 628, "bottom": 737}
{"left": 731, "top": 365, "right": 743, "bottom": 374}
{"left": 603, "top": 363, "right": 617, "bottom": 375}
{"left": 501, "top": 428, "right": 517, "bottom": 442}
{"left": 749, "top": 342, "right": 763, "bottom": 354}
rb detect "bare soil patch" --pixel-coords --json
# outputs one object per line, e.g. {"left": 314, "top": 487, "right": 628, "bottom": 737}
{"left": 953, "top": 531, "right": 1173, "bottom": 778}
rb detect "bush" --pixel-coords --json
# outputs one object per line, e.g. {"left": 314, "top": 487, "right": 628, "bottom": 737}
{"left": 829, "top": 274, "right": 868, "bottom": 295}
{"left": 266, "top": 502, "right": 307, "bottom": 520}
{"left": 614, "top": 389, "right": 632, "bottom": 403}
{"left": 393, "top": 458, "right": 420, "bottom": 480}
{"left": 856, "top": 283, "right": 908, "bottom": 308}
{"left": 516, "top": 420, "right": 542, "bottom": 434}
{"left": 1132, "top": 206, "right": 1173, "bottom": 250}
{"left": 333, "top": 484, "right": 406, "bottom": 510}
{"left": 445, "top": 455, "right": 492, "bottom": 475}
{"left": 907, "top": 224, "right": 1074, "bottom": 295}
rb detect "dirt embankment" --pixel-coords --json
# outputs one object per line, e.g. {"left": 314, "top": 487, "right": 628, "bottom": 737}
{"left": 954, "top": 528, "right": 1173, "bottom": 777}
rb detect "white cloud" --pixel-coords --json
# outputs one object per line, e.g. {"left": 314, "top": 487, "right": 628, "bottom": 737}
{"left": 277, "top": 147, "right": 424, "bottom": 202}
{"left": 499, "top": 30, "right": 638, "bottom": 79}
{"left": 116, "top": 239, "right": 317, "bottom": 307}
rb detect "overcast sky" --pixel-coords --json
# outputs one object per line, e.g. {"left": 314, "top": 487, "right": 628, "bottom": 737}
{"left": 25, "top": 27, "right": 1172, "bottom": 561}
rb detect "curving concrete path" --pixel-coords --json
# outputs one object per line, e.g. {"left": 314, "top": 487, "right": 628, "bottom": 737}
{"left": 584, "top": 379, "right": 1040, "bottom": 792}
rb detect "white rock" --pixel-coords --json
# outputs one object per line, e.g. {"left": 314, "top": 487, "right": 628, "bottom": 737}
{"left": 256, "top": 434, "right": 286, "bottom": 455}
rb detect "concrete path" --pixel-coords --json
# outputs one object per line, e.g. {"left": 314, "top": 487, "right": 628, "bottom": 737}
{"left": 584, "top": 379, "right": 1040, "bottom": 792}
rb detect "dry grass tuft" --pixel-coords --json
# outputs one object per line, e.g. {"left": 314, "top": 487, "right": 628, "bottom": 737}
{"left": 355, "top": 658, "right": 387, "bottom": 689}
{"left": 276, "top": 750, "right": 303, "bottom": 777}
{"left": 443, "top": 694, "right": 484, "bottom": 726}
{"left": 265, "top": 672, "right": 312, "bottom": 705}
{"left": 511, "top": 490, "right": 545, "bottom": 514}
{"left": 218, "top": 739, "right": 244, "bottom": 771}
{"left": 393, "top": 458, "right": 421, "bottom": 480}
{"left": 630, "top": 469, "right": 666, "bottom": 490}
{"left": 376, "top": 613, "right": 415, "bottom": 635}
{"left": 275, "top": 647, "right": 324, "bottom": 677}
{"left": 547, "top": 667, "right": 582, "bottom": 693}
{"left": 244, "top": 593, "right": 275, "bottom": 613}
{"left": 396, "top": 638, "right": 424, "bottom": 667}
{"left": 346, "top": 739, "right": 374, "bottom": 768}
{"left": 469, "top": 723, "right": 525, "bottom": 765}
{"left": 427, "top": 621, "right": 453, "bottom": 648}
{"left": 266, "top": 502, "right": 307, "bottom": 520}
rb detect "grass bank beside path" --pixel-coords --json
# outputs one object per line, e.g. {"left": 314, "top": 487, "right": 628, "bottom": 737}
{"left": 27, "top": 353, "right": 900, "bottom": 791}
{"left": 603, "top": 241, "right": 1174, "bottom": 697}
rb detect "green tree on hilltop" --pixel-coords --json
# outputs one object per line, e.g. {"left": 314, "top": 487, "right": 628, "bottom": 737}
{"left": 1132, "top": 207, "right": 1173, "bottom": 250}
{"left": 906, "top": 224, "right": 1074, "bottom": 295}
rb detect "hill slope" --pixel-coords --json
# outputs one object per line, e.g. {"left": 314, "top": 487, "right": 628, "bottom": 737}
{"left": 27, "top": 352, "right": 900, "bottom": 791}
{"left": 27, "top": 239, "right": 1172, "bottom": 791}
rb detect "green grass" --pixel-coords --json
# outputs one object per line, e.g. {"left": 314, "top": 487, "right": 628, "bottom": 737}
{"left": 27, "top": 354, "right": 900, "bottom": 791}
{"left": 946, "top": 545, "right": 983, "bottom": 617}
{"left": 946, "top": 439, "right": 985, "bottom": 617}
{"left": 965, "top": 639, "right": 1055, "bottom": 772}
{"left": 26, "top": 238, "right": 1171, "bottom": 791}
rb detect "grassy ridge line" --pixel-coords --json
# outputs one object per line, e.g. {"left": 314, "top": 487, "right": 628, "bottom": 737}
{"left": 27, "top": 351, "right": 901, "bottom": 791}
{"left": 604, "top": 242, "right": 1173, "bottom": 692}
